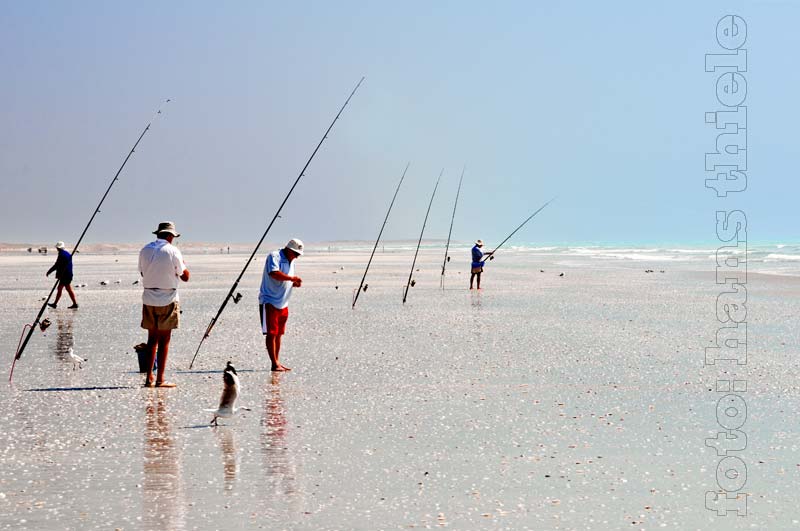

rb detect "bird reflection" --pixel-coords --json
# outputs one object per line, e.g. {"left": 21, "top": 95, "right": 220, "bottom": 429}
{"left": 143, "top": 393, "right": 185, "bottom": 530}
{"left": 215, "top": 427, "right": 238, "bottom": 493}
{"left": 261, "top": 373, "right": 297, "bottom": 497}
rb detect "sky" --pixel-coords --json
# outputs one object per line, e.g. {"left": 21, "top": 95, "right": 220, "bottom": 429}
{"left": 0, "top": 1, "right": 796, "bottom": 246}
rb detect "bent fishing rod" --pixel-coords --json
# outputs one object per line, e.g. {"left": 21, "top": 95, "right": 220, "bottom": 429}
{"left": 402, "top": 169, "right": 442, "bottom": 304}
{"left": 485, "top": 197, "right": 556, "bottom": 259}
{"left": 10, "top": 100, "right": 170, "bottom": 379}
{"left": 189, "top": 77, "right": 365, "bottom": 369}
{"left": 352, "top": 162, "right": 409, "bottom": 309}
{"left": 440, "top": 165, "right": 464, "bottom": 289}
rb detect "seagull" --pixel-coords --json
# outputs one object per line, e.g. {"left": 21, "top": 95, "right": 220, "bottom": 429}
{"left": 206, "top": 362, "right": 250, "bottom": 426}
{"left": 100, "top": 280, "right": 109, "bottom": 286}
{"left": 67, "top": 347, "right": 87, "bottom": 370}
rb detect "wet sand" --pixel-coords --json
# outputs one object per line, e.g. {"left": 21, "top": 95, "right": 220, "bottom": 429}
{"left": 1, "top": 249, "right": 798, "bottom": 529}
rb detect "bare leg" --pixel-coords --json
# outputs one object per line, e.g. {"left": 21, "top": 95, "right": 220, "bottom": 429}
{"left": 266, "top": 334, "right": 289, "bottom": 371}
{"left": 266, "top": 334, "right": 281, "bottom": 371}
{"left": 145, "top": 329, "right": 157, "bottom": 386}
{"left": 470, "top": 272, "right": 476, "bottom": 289}
{"left": 275, "top": 335, "right": 290, "bottom": 370}
{"left": 476, "top": 272, "right": 482, "bottom": 290}
{"left": 155, "top": 330, "right": 172, "bottom": 384}
{"left": 53, "top": 284, "right": 64, "bottom": 304}
{"left": 65, "top": 284, "right": 77, "bottom": 305}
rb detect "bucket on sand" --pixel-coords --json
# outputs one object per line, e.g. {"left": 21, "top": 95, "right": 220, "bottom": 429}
{"left": 134, "top": 343, "right": 157, "bottom": 373}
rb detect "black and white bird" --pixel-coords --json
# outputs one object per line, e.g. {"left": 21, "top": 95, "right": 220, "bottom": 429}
{"left": 206, "top": 362, "right": 249, "bottom": 426}
{"left": 67, "top": 347, "right": 86, "bottom": 370}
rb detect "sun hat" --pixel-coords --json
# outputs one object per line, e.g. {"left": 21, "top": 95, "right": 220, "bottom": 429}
{"left": 286, "top": 238, "right": 304, "bottom": 256}
{"left": 153, "top": 221, "right": 180, "bottom": 237}
{"left": 475, "top": 239, "right": 483, "bottom": 247}
{"left": 55, "top": 241, "right": 65, "bottom": 250}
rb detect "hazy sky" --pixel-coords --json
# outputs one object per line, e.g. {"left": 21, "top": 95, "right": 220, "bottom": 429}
{"left": 1, "top": 1, "right": 795, "bottom": 246}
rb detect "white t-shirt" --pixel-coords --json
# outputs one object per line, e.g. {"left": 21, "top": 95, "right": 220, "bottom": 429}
{"left": 138, "top": 239, "right": 186, "bottom": 306}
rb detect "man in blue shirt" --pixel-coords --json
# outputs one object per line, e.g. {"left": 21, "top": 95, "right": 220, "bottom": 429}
{"left": 46, "top": 241, "right": 78, "bottom": 309}
{"left": 259, "top": 238, "right": 303, "bottom": 371}
{"left": 470, "top": 239, "right": 493, "bottom": 290}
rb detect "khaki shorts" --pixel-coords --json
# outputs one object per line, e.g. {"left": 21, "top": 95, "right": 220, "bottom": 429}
{"left": 141, "top": 302, "right": 180, "bottom": 330}
{"left": 471, "top": 266, "right": 484, "bottom": 274}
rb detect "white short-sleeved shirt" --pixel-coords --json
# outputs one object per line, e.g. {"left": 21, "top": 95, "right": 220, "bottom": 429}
{"left": 138, "top": 239, "right": 186, "bottom": 307}
{"left": 258, "top": 249, "right": 295, "bottom": 309}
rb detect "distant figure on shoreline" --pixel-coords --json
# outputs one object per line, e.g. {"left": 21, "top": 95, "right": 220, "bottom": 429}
{"left": 46, "top": 241, "right": 78, "bottom": 309}
{"left": 259, "top": 239, "right": 303, "bottom": 372}
{"left": 139, "top": 221, "right": 190, "bottom": 388}
{"left": 470, "top": 239, "right": 492, "bottom": 290}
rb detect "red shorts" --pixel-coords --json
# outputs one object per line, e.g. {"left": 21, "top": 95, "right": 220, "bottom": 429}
{"left": 259, "top": 304, "right": 288, "bottom": 335}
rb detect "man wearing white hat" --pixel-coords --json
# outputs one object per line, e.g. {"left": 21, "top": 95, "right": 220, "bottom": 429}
{"left": 46, "top": 241, "right": 78, "bottom": 309}
{"left": 470, "top": 239, "right": 493, "bottom": 290}
{"left": 138, "top": 222, "right": 190, "bottom": 387}
{"left": 259, "top": 238, "right": 303, "bottom": 371}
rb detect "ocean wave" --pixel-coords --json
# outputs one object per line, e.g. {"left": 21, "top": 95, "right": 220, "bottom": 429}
{"left": 764, "top": 253, "right": 800, "bottom": 262}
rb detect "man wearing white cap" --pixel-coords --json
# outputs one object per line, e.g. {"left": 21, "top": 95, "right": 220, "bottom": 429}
{"left": 470, "top": 239, "right": 493, "bottom": 290}
{"left": 259, "top": 238, "right": 303, "bottom": 371}
{"left": 46, "top": 241, "right": 78, "bottom": 309}
{"left": 138, "top": 222, "right": 190, "bottom": 387}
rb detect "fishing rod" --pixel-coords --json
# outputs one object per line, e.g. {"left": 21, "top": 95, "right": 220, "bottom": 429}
{"left": 402, "top": 169, "right": 442, "bottom": 304}
{"left": 189, "top": 77, "right": 365, "bottom": 369}
{"left": 484, "top": 197, "right": 556, "bottom": 259}
{"left": 352, "top": 162, "right": 409, "bottom": 309}
{"left": 10, "top": 100, "right": 170, "bottom": 380}
{"left": 440, "top": 165, "right": 464, "bottom": 289}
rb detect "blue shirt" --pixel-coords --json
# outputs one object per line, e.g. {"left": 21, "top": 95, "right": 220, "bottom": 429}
{"left": 259, "top": 249, "right": 295, "bottom": 308}
{"left": 48, "top": 249, "right": 73, "bottom": 279}
{"left": 471, "top": 245, "right": 485, "bottom": 268}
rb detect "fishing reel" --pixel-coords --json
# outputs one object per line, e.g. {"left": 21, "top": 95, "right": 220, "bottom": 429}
{"left": 410, "top": 280, "right": 416, "bottom": 287}
{"left": 39, "top": 318, "right": 52, "bottom": 332}
{"left": 232, "top": 292, "right": 243, "bottom": 304}
{"left": 362, "top": 284, "right": 368, "bottom": 292}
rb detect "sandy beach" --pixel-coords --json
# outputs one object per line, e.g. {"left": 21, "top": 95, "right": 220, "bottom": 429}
{"left": 1, "top": 247, "right": 798, "bottom": 529}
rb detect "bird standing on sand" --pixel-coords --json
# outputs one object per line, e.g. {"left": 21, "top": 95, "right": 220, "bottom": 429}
{"left": 206, "top": 362, "right": 249, "bottom": 426}
{"left": 67, "top": 347, "right": 87, "bottom": 370}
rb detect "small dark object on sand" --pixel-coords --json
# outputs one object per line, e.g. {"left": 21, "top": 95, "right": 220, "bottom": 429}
{"left": 540, "top": 269, "right": 544, "bottom": 273}
{"left": 559, "top": 273, "right": 564, "bottom": 277}
{"left": 132, "top": 280, "right": 139, "bottom": 285}
{"left": 335, "top": 285, "right": 338, "bottom": 290}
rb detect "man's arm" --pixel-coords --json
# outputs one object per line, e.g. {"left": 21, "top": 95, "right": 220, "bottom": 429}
{"left": 46, "top": 255, "right": 62, "bottom": 276}
{"left": 269, "top": 270, "right": 301, "bottom": 286}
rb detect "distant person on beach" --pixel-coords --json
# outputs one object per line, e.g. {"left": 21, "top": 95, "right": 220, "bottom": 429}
{"left": 470, "top": 239, "right": 493, "bottom": 290}
{"left": 259, "top": 238, "right": 303, "bottom": 372}
{"left": 46, "top": 241, "right": 78, "bottom": 309}
{"left": 138, "top": 222, "right": 190, "bottom": 388}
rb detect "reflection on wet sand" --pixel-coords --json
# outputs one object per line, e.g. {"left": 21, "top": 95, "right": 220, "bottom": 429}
{"left": 261, "top": 374, "right": 298, "bottom": 499}
{"left": 54, "top": 314, "right": 74, "bottom": 360}
{"left": 143, "top": 392, "right": 185, "bottom": 531}
{"left": 214, "top": 427, "right": 238, "bottom": 493}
